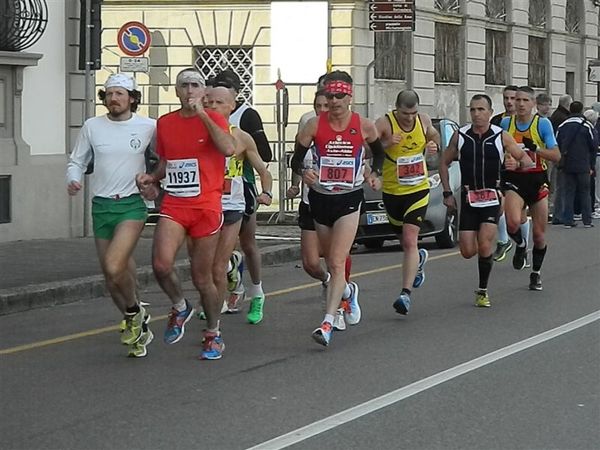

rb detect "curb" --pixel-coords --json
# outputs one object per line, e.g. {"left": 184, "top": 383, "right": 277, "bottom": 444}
{"left": 0, "top": 244, "right": 301, "bottom": 316}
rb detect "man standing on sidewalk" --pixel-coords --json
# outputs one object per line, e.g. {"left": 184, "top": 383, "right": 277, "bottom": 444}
{"left": 500, "top": 86, "right": 561, "bottom": 291}
{"left": 67, "top": 73, "right": 156, "bottom": 357}
{"left": 374, "top": 90, "right": 439, "bottom": 315}
{"left": 136, "top": 68, "right": 235, "bottom": 360}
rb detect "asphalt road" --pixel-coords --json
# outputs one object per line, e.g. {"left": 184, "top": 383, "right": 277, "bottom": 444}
{"left": 1, "top": 226, "right": 598, "bottom": 450}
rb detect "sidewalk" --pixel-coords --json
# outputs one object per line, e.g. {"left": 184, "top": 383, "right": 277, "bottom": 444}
{"left": 0, "top": 222, "right": 301, "bottom": 315}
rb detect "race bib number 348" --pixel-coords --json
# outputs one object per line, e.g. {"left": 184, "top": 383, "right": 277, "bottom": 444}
{"left": 165, "top": 158, "right": 200, "bottom": 197}
{"left": 397, "top": 154, "right": 425, "bottom": 185}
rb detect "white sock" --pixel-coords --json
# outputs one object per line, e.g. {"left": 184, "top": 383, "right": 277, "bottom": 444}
{"left": 247, "top": 282, "right": 263, "bottom": 298}
{"left": 173, "top": 298, "right": 187, "bottom": 312}
{"left": 342, "top": 283, "right": 352, "bottom": 299}
{"left": 322, "top": 272, "right": 331, "bottom": 285}
{"left": 226, "top": 260, "right": 233, "bottom": 273}
{"left": 324, "top": 314, "right": 335, "bottom": 325}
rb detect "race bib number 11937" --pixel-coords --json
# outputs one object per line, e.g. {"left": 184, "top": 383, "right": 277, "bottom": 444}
{"left": 165, "top": 158, "right": 200, "bottom": 197}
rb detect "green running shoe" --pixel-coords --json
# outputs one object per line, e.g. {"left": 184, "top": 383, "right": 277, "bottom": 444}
{"left": 474, "top": 290, "right": 491, "bottom": 308}
{"left": 128, "top": 325, "right": 154, "bottom": 358}
{"left": 247, "top": 295, "right": 264, "bottom": 324}
{"left": 121, "top": 306, "right": 146, "bottom": 345}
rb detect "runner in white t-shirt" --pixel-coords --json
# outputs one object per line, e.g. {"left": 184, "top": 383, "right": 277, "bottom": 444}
{"left": 66, "top": 73, "right": 156, "bottom": 358}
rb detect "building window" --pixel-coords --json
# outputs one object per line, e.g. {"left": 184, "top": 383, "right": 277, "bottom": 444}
{"left": 565, "top": 0, "right": 582, "bottom": 33}
{"left": 193, "top": 46, "right": 254, "bottom": 104}
{"left": 435, "top": 23, "right": 460, "bottom": 83}
{"left": 486, "top": 0, "right": 506, "bottom": 21}
{"left": 0, "top": 175, "right": 10, "bottom": 224}
{"left": 528, "top": 36, "right": 546, "bottom": 88}
{"left": 374, "top": 32, "right": 410, "bottom": 81}
{"left": 485, "top": 30, "right": 507, "bottom": 85}
{"left": 434, "top": 0, "right": 460, "bottom": 14}
{"left": 529, "top": 0, "right": 547, "bottom": 28}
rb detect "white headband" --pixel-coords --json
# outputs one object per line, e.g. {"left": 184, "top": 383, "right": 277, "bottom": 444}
{"left": 176, "top": 70, "right": 205, "bottom": 87}
{"left": 104, "top": 73, "right": 137, "bottom": 91}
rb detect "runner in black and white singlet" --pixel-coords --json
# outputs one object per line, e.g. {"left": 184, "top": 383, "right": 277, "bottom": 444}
{"left": 440, "top": 94, "right": 533, "bottom": 307}
{"left": 291, "top": 70, "right": 385, "bottom": 347}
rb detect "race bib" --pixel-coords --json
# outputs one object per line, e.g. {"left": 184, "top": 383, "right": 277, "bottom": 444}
{"left": 467, "top": 188, "right": 499, "bottom": 208}
{"left": 165, "top": 158, "right": 200, "bottom": 197}
{"left": 397, "top": 154, "right": 425, "bottom": 185}
{"left": 319, "top": 156, "right": 356, "bottom": 189}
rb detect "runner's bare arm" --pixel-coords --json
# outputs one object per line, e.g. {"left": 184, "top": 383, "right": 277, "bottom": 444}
{"left": 240, "top": 129, "right": 273, "bottom": 205}
{"left": 196, "top": 109, "right": 235, "bottom": 156}
{"left": 420, "top": 113, "right": 441, "bottom": 155}
{"left": 362, "top": 117, "right": 384, "bottom": 190}
{"left": 501, "top": 132, "right": 534, "bottom": 169}
{"left": 440, "top": 131, "right": 458, "bottom": 193}
{"left": 375, "top": 115, "right": 394, "bottom": 149}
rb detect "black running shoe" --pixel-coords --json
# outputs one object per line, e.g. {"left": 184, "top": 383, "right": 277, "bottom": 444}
{"left": 529, "top": 272, "right": 542, "bottom": 291}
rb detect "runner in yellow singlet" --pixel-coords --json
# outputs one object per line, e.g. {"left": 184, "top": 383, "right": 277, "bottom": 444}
{"left": 374, "top": 90, "right": 440, "bottom": 315}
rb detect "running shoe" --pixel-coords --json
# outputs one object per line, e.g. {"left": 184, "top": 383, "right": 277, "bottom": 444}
{"left": 311, "top": 321, "right": 333, "bottom": 346}
{"left": 200, "top": 331, "right": 225, "bottom": 360}
{"left": 121, "top": 306, "right": 146, "bottom": 345}
{"left": 474, "top": 290, "right": 491, "bottom": 308}
{"left": 247, "top": 295, "right": 265, "bottom": 324}
{"left": 573, "top": 213, "right": 582, "bottom": 221}
{"left": 412, "top": 248, "right": 429, "bottom": 288}
{"left": 332, "top": 308, "right": 346, "bottom": 331}
{"left": 393, "top": 292, "right": 411, "bottom": 315}
{"left": 164, "top": 300, "right": 194, "bottom": 344}
{"left": 128, "top": 324, "right": 154, "bottom": 358}
{"left": 529, "top": 272, "right": 543, "bottom": 291}
{"left": 591, "top": 211, "right": 600, "bottom": 219}
{"left": 584, "top": 223, "right": 595, "bottom": 228}
{"left": 512, "top": 245, "right": 527, "bottom": 270}
{"left": 119, "top": 319, "right": 126, "bottom": 333}
{"left": 342, "top": 281, "right": 361, "bottom": 325}
{"left": 226, "top": 289, "right": 244, "bottom": 314}
{"left": 563, "top": 223, "right": 577, "bottom": 228}
{"left": 493, "top": 241, "right": 513, "bottom": 262}
{"left": 227, "top": 251, "right": 244, "bottom": 293}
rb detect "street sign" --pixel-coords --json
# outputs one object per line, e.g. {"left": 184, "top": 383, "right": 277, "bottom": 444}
{"left": 117, "top": 21, "right": 151, "bottom": 56}
{"left": 588, "top": 60, "right": 600, "bottom": 83}
{"left": 368, "top": 0, "right": 415, "bottom": 32}
{"left": 120, "top": 57, "right": 149, "bottom": 73}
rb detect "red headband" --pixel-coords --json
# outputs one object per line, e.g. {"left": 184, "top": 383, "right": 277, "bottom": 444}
{"left": 324, "top": 81, "right": 353, "bottom": 96}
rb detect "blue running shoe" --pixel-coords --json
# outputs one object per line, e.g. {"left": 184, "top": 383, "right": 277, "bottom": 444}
{"left": 342, "top": 281, "right": 361, "bottom": 325}
{"left": 164, "top": 299, "right": 194, "bottom": 345}
{"left": 393, "top": 292, "right": 411, "bottom": 315}
{"left": 199, "top": 331, "right": 225, "bottom": 360}
{"left": 412, "top": 248, "right": 429, "bottom": 288}
{"left": 312, "top": 321, "right": 333, "bottom": 347}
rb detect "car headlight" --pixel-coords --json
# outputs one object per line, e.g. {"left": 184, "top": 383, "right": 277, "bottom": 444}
{"left": 428, "top": 173, "right": 441, "bottom": 189}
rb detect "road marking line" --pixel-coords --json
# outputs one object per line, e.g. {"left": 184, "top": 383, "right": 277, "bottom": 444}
{"left": 247, "top": 310, "right": 600, "bottom": 450}
{"left": 0, "top": 251, "right": 458, "bottom": 356}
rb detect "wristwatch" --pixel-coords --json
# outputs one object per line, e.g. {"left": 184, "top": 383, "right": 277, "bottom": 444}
{"left": 443, "top": 191, "right": 453, "bottom": 198}
{"left": 262, "top": 191, "right": 273, "bottom": 199}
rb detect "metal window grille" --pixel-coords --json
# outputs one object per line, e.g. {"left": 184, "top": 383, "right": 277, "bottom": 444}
{"left": 529, "top": 0, "right": 547, "bottom": 28}
{"left": 486, "top": 0, "right": 506, "bottom": 21}
{"left": 434, "top": 0, "right": 460, "bottom": 14}
{"left": 435, "top": 23, "right": 460, "bottom": 83}
{"left": 193, "top": 46, "right": 254, "bottom": 104}
{"left": 374, "top": 32, "right": 409, "bottom": 81}
{"left": 0, "top": 175, "right": 10, "bottom": 224}
{"left": 485, "top": 30, "right": 507, "bottom": 85}
{"left": 528, "top": 36, "right": 546, "bottom": 88}
{"left": 565, "top": 0, "right": 581, "bottom": 33}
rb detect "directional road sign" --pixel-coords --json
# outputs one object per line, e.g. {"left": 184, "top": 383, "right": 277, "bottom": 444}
{"left": 117, "top": 21, "right": 151, "bottom": 56}
{"left": 368, "top": 0, "right": 415, "bottom": 32}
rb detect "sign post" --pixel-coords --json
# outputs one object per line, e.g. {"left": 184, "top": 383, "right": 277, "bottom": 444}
{"left": 368, "top": 0, "right": 415, "bottom": 32}
{"left": 117, "top": 21, "right": 151, "bottom": 73}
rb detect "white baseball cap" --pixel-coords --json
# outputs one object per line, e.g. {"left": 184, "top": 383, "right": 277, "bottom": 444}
{"left": 104, "top": 73, "right": 137, "bottom": 91}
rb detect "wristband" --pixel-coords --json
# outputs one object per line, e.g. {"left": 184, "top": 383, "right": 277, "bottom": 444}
{"left": 262, "top": 191, "right": 273, "bottom": 199}
{"left": 443, "top": 191, "right": 453, "bottom": 198}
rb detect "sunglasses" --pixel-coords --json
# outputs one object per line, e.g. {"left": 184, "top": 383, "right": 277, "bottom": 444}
{"left": 325, "top": 92, "right": 348, "bottom": 100}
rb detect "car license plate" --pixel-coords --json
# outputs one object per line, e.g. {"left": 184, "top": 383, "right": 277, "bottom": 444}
{"left": 367, "top": 212, "right": 389, "bottom": 225}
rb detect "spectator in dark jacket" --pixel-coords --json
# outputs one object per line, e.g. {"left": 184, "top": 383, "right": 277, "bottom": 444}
{"left": 556, "top": 102, "right": 597, "bottom": 227}
{"left": 584, "top": 108, "right": 600, "bottom": 218}
{"left": 550, "top": 95, "right": 572, "bottom": 132}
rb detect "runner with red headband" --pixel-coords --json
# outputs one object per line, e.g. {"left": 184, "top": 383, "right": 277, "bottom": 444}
{"left": 291, "top": 70, "right": 386, "bottom": 347}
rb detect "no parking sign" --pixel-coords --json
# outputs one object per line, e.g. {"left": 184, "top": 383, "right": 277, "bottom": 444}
{"left": 117, "top": 21, "right": 151, "bottom": 56}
